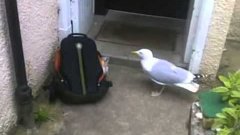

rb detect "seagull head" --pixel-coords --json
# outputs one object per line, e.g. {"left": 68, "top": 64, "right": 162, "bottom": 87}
{"left": 132, "top": 49, "right": 153, "bottom": 60}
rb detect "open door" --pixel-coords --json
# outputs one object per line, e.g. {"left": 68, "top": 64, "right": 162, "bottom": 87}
{"left": 106, "top": 0, "right": 189, "bottom": 19}
{"left": 59, "top": 0, "right": 71, "bottom": 41}
{"left": 184, "top": 0, "right": 214, "bottom": 73}
{"left": 58, "top": 0, "right": 95, "bottom": 40}
{"left": 71, "top": 0, "right": 95, "bottom": 33}
{"left": 184, "top": 0, "right": 201, "bottom": 63}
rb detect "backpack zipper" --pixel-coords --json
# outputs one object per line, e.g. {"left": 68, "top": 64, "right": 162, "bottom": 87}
{"left": 76, "top": 43, "right": 87, "bottom": 95}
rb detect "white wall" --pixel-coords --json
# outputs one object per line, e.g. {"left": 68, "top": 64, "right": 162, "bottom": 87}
{"left": 0, "top": 0, "right": 58, "bottom": 134}
{"left": 17, "top": 0, "right": 58, "bottom": 96}
{"left": 228, "top": 0, "right": 240, "bottom": 41}
{"left": 200, "top": 0, "right": 236, "bottom": 75}
{"left": 0, "top": 1, "right": 17, "bottom": 134}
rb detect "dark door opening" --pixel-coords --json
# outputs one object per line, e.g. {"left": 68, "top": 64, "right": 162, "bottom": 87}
{"left": 95, "top": 0, "right": 190, "bottom": 19}
{"left": 92, "top": 0, "right": 193, "bottom": 67}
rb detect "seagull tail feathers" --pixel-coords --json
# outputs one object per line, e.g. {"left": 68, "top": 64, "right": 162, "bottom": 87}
{"left": 175, "top": 83, "right": 199, "bottom": 93}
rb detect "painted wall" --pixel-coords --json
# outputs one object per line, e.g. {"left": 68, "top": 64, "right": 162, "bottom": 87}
{"left": 0, "top": 0, "right": 58, "bottom": 134}
{"left": 227, "top": 0, "right": 240, "bottom": 41}
{"left": 0, "top": 1, "right": 17, "bottom": 134}
{"left": 200, "top": 0, "right": 236, "bottom": 75}
{"left": 17, "top": 0, "right": 58, "bottom": 96}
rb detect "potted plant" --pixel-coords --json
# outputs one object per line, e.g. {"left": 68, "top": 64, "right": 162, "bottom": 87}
{"left": 211, "top": 71, "right": 240, "bottom": 135}
{"left": 212, "top": 71, "right": 240, "bottom": 106}
{"left": 212, "top": 106, "right": 240, "bottom": 135}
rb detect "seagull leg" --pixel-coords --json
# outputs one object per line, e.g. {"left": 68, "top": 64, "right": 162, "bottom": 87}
{"left": 151, "top": 85, "right": 165, "bottom": 97}
{"left": 159, "top": 85, "right": 165, "bottom": 95}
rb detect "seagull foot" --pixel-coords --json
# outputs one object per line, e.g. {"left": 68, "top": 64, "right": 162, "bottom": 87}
{"left": 151, "top": 86, "right": 165, "bottom": 97}
{"left": 151, "top": 91, "right": 162, "bottom": 97}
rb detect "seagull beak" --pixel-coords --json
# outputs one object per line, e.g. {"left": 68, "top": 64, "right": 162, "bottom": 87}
{"left": 131, "top": 51, "right": 138, "bottom": 55}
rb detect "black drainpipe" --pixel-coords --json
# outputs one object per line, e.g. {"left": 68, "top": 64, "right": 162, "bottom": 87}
{"left": 4, "top": 0, "right": 34, "bottom": 128}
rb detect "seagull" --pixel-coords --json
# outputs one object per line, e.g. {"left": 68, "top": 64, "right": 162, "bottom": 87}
{"left": 132, "top": 49, "right": 200, "bottom": 96}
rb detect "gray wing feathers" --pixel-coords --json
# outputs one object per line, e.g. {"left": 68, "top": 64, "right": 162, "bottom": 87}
{"left": 148, "top": 60, "right": 191, "bottom": 84}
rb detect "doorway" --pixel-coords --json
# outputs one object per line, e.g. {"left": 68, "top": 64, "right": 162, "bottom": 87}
{"left": 59, "top": 0, "right": 214, "bottom": 72}
{"left": 92, "top": 0, "right": 191, "bottom": 67}
{"left": 96, "top": 0, "right": 190, "bottom": 19}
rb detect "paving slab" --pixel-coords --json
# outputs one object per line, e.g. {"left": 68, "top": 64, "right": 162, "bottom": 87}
{"left": 58, "top": 64, "right": 196, "bottom": 135}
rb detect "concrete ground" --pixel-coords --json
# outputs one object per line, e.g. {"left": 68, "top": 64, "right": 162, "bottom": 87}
{"left": 14, "top": 64, "right": 196, "bottom": 135}
{"left": 89, "top": 11, "right": 187, "bottom": 67}
{"left": 13, "top": 40, "right": 240, "bottom": 135}
{"left": 14, "top": 11, "right": 199, "bottom": 135}
{"left": 13, "top": 22, "right": 240, "bottom": 135}
{"left": 57, "top": 64, "right": 195, "bottom": 135}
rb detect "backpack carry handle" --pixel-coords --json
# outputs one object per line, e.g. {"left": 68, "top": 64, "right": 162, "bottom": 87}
{"left": 68, "top": 33, "right": 87, "bottom": 38}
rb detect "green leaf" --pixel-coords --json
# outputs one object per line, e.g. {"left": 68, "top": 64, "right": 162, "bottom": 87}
{"left": 235, "top": 71, "right": 240, "bottom": 78}
{"left": 212, "top": 119, "right": 225, "bottom": 129}
{"left": 212, "top": 123, "right": 223, "bottom": 129}
{"left": 229, "top": 99, "right": 239, "bottom": 107}
{"left": 213, "top": 87, "right": 229, "bottom": 93}
{"left": 217, "top": 128, "right": 232, "bottom": 135}
{"left": 211, "top": 72, "right": 240, "bottom": 135}
{"left": 237, "top": 79, "right": 240, "bottom": 85}
{"left": 231, "top": 91, "right": 240, "bottom": 98}
{"left": 219, "top": 76, "right": 231, "bottom": 88}
{"left": 234, "top": 130, "right": 240, "bottom": 135}
{"left": 216, "top": 113, "right": 227, "bottom": 119}
{"left": 228, "top": 72, "right": 234, "bottom": 80}
{"left": 34, "top": 106, "right": 50, "bottom": 123}
{"left": 223, "top": 108, "right": 237, "bottom": 120}
{"left": 222, "top": 95, "right": 229, "bottom": 101}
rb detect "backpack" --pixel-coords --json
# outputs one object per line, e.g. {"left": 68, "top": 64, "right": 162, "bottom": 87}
{"left": 49, "top": 33, "right": 112, "bottom": 104}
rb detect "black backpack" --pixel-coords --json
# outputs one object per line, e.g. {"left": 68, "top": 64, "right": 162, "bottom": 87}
{"left": 49, "top": 33, "right": 112, "bottom": 104}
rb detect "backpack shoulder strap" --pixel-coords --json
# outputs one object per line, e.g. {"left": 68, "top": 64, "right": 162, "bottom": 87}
{"left": 54, "top": 48, "right": 61, "bottom": 73}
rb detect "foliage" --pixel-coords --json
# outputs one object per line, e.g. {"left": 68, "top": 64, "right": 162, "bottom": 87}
{"left": 211, "top": 71, "right": 240, "bottom": 135}
{"left": 212, "top": 107, "right": 240, "bottom": 135}
{"left": 34, "top": 106, "right": 51, "bottom": 123}
{"left": 212, "top": 71, "right": 240, "bottom": 106}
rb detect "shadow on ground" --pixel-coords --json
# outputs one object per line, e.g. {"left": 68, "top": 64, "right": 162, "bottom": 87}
{"left": 218, "top": 40, "right": 240, "bottom": 75}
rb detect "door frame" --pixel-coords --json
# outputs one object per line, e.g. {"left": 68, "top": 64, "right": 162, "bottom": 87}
{"left": 185, "top": 0, "right": 214, "bottom": 73}
{"left": 58, "top": 0, "right": 215, "bottom": 73}
{"left": 58, "top": 0, "right": 95, "bottom": 39}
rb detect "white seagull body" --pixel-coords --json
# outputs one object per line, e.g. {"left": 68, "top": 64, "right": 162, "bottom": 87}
{"left": 133, "top": 49, "right": 199, "bottom": 95}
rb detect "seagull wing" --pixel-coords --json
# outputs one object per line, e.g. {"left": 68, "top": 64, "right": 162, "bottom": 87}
{"left": 147, "top": 59, "right": 194, "bottom": 84}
